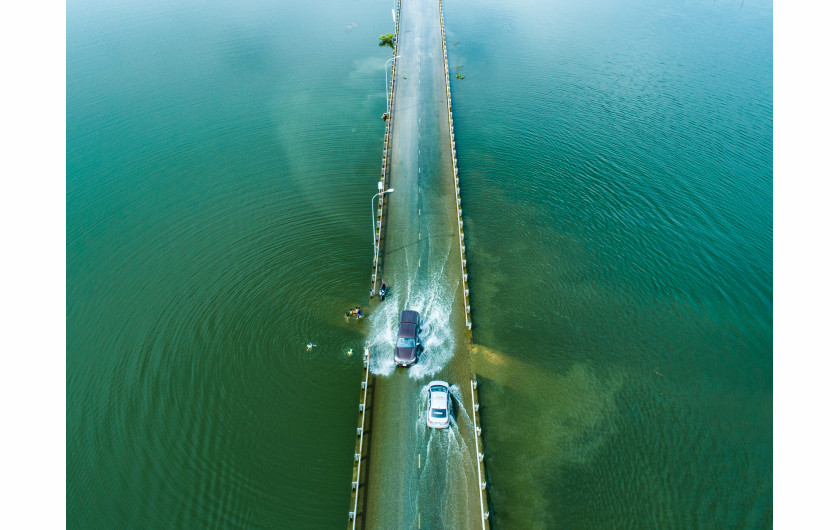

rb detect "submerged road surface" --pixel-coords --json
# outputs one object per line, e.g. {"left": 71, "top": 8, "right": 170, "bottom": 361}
{"left": 361, "top": 0, "right": 482, "bottom": 528}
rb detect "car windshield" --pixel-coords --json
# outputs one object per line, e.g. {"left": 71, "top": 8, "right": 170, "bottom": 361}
{"left": 397, "top": 337, "right": 415, "bottom": 348}
{"left": 430, "top": 385, "right": 447, "bottom": 393}
{"left": 431, "top": 408, "right": 447, "bottom": 419}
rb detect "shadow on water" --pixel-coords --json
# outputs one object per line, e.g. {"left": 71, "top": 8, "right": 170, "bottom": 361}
{"left": 449, "top": 387, "right": 462, "bottom": 427}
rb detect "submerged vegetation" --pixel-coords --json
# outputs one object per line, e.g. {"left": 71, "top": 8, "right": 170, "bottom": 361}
{"left": 378, "top": 33, "right": 395, "bottom": 49}
{"left": 455, "top": 65, "right": 465, "bottom": 80}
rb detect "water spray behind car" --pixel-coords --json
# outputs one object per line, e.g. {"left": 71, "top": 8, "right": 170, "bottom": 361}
{"left": 366, "top": 266, "right": 458, "bottom": 379}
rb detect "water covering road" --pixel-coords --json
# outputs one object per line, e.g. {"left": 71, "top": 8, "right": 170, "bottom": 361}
{"left": 361, "top": 0, "right": 482, "bottom": 528}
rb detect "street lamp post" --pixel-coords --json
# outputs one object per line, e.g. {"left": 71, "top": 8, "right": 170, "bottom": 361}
{"left": 372, "top": 185, "right": 395, "bottom": 269}
{"left": 385, "top": 55, "right": 400, "bottom": 114}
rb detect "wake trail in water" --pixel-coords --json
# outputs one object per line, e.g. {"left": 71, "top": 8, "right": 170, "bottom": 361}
{"left": 416, "top": 383, "right": 474, "bottom": 526}
{"left": 367, "top": 237, "right": 457, "bottom": 379}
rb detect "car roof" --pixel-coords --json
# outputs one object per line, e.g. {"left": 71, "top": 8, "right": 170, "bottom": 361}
{"left": 430, "top": 394, "right": 448, "bottom": 409}
{"left": 398, "top": 322, "right": 416, "bottom": 337}
{"left": 400, "top": 310, "right": 419, "bottom": 324}
{"left": 428, "top": 383, "right": 449, "bottom": 399}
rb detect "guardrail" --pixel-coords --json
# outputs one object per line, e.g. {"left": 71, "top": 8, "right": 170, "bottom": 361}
{"left": 348, "top": 342, "right": 372, "bottom": 528}
{"left": 470, "top": 378, "right": 491, "bottom": 527}
{"left": 438, "top": 0, "right": 472, "bottom": 332}
{"left": 370, "top": 0, "right": 402, "bottom": 297}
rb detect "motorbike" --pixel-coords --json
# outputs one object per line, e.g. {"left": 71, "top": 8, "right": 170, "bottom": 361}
{"left": 379, "top": 283, "right": 387, "bottom": 301}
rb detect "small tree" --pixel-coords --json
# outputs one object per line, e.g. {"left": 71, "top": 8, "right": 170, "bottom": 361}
{"left": 379, "top": 33, "right": 395, "bottom": 49}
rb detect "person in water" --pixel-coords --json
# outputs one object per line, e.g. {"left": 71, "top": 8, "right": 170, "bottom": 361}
{"left": 355, "top": 306, "right": 363, "bottom": 319}
{"left": 379, "top": 282, "right": 387, "bottom": 300}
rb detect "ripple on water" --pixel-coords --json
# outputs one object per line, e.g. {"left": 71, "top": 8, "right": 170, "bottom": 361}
{"left": 68, "top": 119, "right": 376, "bottom": 524}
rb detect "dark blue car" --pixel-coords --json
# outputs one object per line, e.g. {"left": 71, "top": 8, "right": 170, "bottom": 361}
{"left": 394, "top": 310, "right": 420, "bottom": 366}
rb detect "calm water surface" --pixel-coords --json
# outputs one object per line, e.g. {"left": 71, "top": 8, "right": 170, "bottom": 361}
{"left": 68, "top": 0, "right": 395, "bottom": 526}
{"left": 67, "top": 0, "right": 772, "bottom": 527}
{"left": 444, "top": 0, "right": 772, "bottom": 527}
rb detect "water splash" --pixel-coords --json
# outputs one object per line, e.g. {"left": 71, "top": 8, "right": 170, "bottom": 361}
{"left": 416, "top": 383, "right": 474, "bottom": 526}
{"left": 367, "top": 240, "right": 458, "bottom": 379}
{"left": 365, "top": 295, "right": 399, "bottom": 376}
{"left": 448, "top": 384, "right": 470, "bottom": 423}
{"left": 415, "top": 382, "right": 474, "bottom": 431}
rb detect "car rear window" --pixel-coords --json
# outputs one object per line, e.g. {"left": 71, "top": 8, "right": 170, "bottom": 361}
{"left": 431, "top": 409, "right": 447, "bottom": 418}
{"left": 397, "top": 337, "right": 415, "bottom": 348}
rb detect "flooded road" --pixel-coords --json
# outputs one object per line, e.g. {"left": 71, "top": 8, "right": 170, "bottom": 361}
{"left": 361, "top": 0, "right": 482, "bottom": 528}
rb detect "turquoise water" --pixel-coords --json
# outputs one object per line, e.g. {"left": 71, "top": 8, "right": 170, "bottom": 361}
{"left": 67, "top": 0, "right": 772, "bottom": 527}
{"left": 444, "top": 0, "right": 772, "bottom": 527}
{"left": 68, "top": 1, "right": 396, "bottom": 526}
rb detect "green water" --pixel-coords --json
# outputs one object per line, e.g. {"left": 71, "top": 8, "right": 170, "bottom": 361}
{"left": 444, "top": 0, "right": 772, "bottom": 527}
{"left": 68, "top": 0, "right": 396, "bottom": 526}
{"left": 67, "top": 0, "right": 772, "bottom": 527}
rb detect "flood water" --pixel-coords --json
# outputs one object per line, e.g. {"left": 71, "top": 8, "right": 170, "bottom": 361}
{"left": 67, "top": 0, "right": 772, "bottom": 527}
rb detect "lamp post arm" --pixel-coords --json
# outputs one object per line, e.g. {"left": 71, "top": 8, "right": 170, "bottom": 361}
{"left": 371, "top": 189, "right": 393, "bottom": 287}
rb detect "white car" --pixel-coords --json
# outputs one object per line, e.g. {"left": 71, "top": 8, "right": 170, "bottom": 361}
{"left": 426, "top": 381, "right": 452, "bottom": 429}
